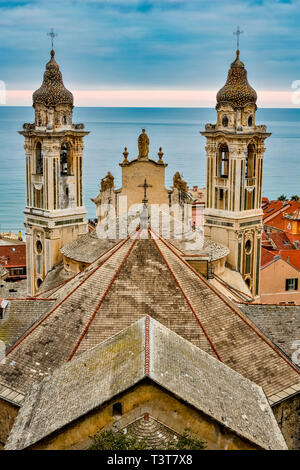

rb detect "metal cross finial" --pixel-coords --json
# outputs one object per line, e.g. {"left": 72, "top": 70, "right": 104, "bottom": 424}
{"left": 47, "top": 28, "right": 58, "bottom": 50}
{"left": 138, "top": 178, "right": 152, "bottom": 205}
{"left": 233, "top": 26, "right": 243, "bottom": 50}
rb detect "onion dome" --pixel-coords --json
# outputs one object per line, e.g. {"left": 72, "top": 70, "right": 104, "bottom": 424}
{"left": 33, "top": 50, "right": 73, "bottom": 107}
{"left": 216, "top": 50, "right": 257, "bottom": 109}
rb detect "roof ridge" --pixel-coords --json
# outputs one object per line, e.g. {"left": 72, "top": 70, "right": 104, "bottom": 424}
{"left": 153, "top": 231, "right": 300, "bottom": 376}
{"left": 4, "top": 235, "right": 132, "bottom": 359}
{"left": 144, "top": 315, "right": 150, "bottom": 375}
{"left": 149, "top": 230, "right": 222, "bottom": 362}
{"left": 67, "top": 236, "right": 139, "bottom": 361}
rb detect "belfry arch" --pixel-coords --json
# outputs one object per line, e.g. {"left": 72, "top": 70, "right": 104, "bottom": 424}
{"left": 217, "top": 143, "right": 229, "bottom": 179}
{"left": 60, "top": 142, "right": 73, "bottom": 176}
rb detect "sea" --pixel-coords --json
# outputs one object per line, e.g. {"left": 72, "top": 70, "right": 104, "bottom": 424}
{"left": 0, "top": 106, "right": 300, "bottom": 236}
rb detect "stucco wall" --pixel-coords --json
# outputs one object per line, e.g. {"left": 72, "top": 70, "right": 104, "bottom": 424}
{"left": 260, "top": 258, "right": 300, "bottom": 305}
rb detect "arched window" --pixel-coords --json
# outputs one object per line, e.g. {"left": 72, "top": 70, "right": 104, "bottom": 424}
{"left": 60, "top": 143, "right": 72, "bottom": 175}
{"left": 245, "top": 144, "right": 255, "bottom": 178}
{"left": 222, "top": 115, "right": 229, "bottom": 127}
{"left": 36, "top": 240, "right": 43, "bottom": 254}
{"left": 35, "top": 142, "right": 43, "bottom": 174}
{"left": 62, "top": 115, "right": 67, "bottom": 125}
{"left": 217, "top": 144, "right": 229, "bottom": 178}
{"left": 248, "top": 115, "right": 253, "bottom": 127}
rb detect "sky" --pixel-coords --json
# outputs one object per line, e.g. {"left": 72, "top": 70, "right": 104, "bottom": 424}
{"left": 1, "top": 0, "right": 300, "bottom": 107}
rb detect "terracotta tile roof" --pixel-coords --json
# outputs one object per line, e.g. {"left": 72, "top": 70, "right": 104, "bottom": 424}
{"left": 5, "top": 317, "right": 287, "bottom": 451}
{"left": 0, "top": 244, "right": 26, "bottom": 268}
{"left": 268, "top": 232, "right": 294, "bottom": 250}
{"left": 263, "top": 201, "right": 290, "bottom": 223}
{"left": 0, "top": 230, "right": 298, "bottom": 401}
{"left": 264, "top": 201, "right": 300, "bottom": 228}
{"left": 285, "top": 232, "right": 300, "bottom": 245}
{"left": 261, "top": 247, "right": 277, "bottom": 268}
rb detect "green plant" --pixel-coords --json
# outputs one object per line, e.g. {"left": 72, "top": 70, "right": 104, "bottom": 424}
{"left": 89, "top": 429, "right": 148, "bottom": 450}
{"left": 89, "top": 427, "right": 206, "bottom": 450}
{"left": 290, "top": 195, "right": 299, "bottom": 201}
{"left": 277, "top": 195, "right": 287, "bottom": 201}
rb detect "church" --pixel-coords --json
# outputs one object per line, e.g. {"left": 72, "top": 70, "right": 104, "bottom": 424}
{"left": 0, "top": 43, "right": 299, "bottom": 450}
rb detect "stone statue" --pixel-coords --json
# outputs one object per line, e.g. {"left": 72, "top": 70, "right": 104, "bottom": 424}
{"left": 100, "top": 171, "right": 114, "bottom": 192}
{"left": 173, "top": 172, "right": 188, "bottom": 192}
{"left": 138, "top": 129, "right": 149, "bottom": 159}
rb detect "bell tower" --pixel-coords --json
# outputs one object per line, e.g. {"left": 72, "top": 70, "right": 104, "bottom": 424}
{"left": 201, "top": 49, "right": 270, "bottom": 297}
{"left": 21, "top": 48, "right": 88, "bottom": 295}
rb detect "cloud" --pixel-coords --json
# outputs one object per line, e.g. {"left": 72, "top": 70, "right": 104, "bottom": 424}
{"left": 0, "top": 0, "right": 300, "bottom": 98}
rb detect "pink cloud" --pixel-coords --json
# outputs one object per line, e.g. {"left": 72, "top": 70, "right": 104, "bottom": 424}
{"left": 4, "top": 89, "right": 298, "bottom": 108}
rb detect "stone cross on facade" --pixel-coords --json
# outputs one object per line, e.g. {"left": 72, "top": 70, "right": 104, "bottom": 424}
{"left": 47, "top": 28, "right": 58, "bottom": 50}
{"left": 138, "top": 179, "right": 152, "bottom": 205}
{"left": 233, "top": 26, "right": 243, "bottom": 50}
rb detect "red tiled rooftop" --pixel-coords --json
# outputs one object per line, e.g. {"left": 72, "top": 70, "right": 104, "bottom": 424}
{"left": 263, "top": 201, "right": 291, "bottom": 223}
{"left": 261, "top": 247, "right": 278, "bottom": 268}
{"left": 268, "top": 232, "right": 294, "bottom": 250}
{"left": 264, "top": 201, "right": 300, "bottom": 228}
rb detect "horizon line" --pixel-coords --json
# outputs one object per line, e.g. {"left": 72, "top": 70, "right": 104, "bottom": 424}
{"left": 3, "top": 89, "right": 299, "bottom": 108}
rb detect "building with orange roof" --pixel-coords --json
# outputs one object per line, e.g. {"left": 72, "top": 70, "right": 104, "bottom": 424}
{"left": 261, "top": 200, "right": 300, "bottom": 304}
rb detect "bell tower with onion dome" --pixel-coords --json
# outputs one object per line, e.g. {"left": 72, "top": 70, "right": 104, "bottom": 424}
{"left": 21, "top": 47, "right": 89, "bottom": 296}
{"left": 201, "top": 48, "right": 271, "bottom": 298}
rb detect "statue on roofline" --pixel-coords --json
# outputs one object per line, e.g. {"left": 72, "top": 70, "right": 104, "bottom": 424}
{"left": 173, "top": 172, "right": 188, "bottom": 192}
{"left": 138, "top": 129, "right": 149, "bottom": 159}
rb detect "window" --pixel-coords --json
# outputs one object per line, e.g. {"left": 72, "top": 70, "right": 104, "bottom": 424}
{"left": 36, "top": 240, "right": 43, "bottom": 254}
{"left": 245, "top": 144, "right": 255, "bottom": 178}
{"left": 60, "top": 144, "right": 68, "bottom": 175}
{"left": 222, "top": 115, "right": 228, "bottom": 127}
{"left": 217, "top": 145, "right": 229, "bottom": 178}
{"left": 35, "top": 142, "right": 43, "bottom": 174}
{"left": 285, "top": 278, "right": 298, "bottom": 291}
{"left": 112, "top": 402, "right": 122, "bottom": 416}
{"left": 245, "top": 239, "right": 252, "bottom": 254}
{"left": 248, "top": 115, "right": 253, "bottom": 127}
{"left": 60, "top": 143, "right": 72, "bottom": 175}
